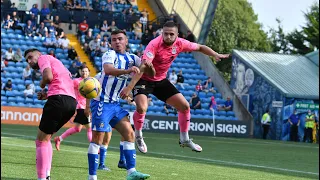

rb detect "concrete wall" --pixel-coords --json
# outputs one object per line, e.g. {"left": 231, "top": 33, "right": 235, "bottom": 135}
{"left": 193, "top": 52, "right": 254, "bottom": 136}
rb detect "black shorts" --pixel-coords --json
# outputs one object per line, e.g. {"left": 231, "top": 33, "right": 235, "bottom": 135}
{"left": 132, "top": 78, "right": 180, "bottom": 102}
{"left": 39, "top": 95, "right": 77, "bottom": 134}
{"left": 73, "top": 109, "right": 90, "bottom": 125}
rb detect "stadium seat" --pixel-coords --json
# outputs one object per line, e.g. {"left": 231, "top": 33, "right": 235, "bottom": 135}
{"left": 25, "top": 98, "right": 34, "bottom": 104}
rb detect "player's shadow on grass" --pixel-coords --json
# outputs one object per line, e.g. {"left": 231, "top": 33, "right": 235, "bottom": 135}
{"left": 1, "top": 177, "right": 34, "bottom": 180}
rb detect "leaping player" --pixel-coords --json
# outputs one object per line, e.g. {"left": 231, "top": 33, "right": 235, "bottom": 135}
{"left": 120, "top": 21, "right": 229, "bottom": 153}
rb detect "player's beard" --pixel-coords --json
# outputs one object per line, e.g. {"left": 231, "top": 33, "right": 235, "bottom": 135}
{"left": 163, "top": 37, "right": 177, "bottom": 46}
{"left": 30, "top": 63, "right": 40, "bottom": 70}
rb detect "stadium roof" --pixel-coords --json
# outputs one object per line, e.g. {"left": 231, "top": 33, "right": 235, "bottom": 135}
{"left": 305, "top": 50, "right": 319, "bottom": 66}
{"left": 233, "top": 50, "right": 319, "bottom": 100}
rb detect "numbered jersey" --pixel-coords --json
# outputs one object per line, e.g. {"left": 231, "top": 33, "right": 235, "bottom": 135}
{"left": 94, "top": 50, "right": 141, "bottom": 103}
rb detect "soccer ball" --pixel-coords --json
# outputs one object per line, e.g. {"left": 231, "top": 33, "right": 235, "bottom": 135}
{"left": 78, "top": 77, "right": 101, "bottom": 99}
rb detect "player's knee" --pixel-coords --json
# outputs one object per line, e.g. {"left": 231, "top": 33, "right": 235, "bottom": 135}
{"left": 136, "top": 106, "right": 147, "bottom": 114}
{"left": 123, "top": 128, "right": 135, "bottom": 142}
{"left": 178, "top": 103, "right": 190, "bottom": 112}
{"left": 74, "top": 126, "right": 82, "bottom": 133}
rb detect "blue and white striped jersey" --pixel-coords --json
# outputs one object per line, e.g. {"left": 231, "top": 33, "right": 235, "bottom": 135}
{"left": 94, "top": 50, "right": 141, "bottom": 103}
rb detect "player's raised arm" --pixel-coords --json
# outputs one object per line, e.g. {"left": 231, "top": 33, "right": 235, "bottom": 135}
{"left": 180, "top": 38, "right": 230, "bottom": 61}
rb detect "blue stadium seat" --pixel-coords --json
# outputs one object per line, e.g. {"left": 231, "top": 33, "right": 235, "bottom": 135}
{"left": 226, "top": 111, "right": 235, "bottom": 117}
{"left": 1, "top": 96, "right": 7, "bottom": 101}
{"left": 8, "top": 97, "right": 17, "bottom": 103}
{"left": 1, "top": 101, "right": 8, "bottom": 106}
{"left": 1, "top": 90, "right": 6, "bottom": 95}
{"left": 16, "top": 96, "right": 25, "bottom": 103}
{"left": 16, "top": 102, "right": 25, "bottom": 107}
{"left": 8, "top": 102, "right": 17, "bottom": 106}
{"left": 6, "top": 91, "right": 15, "bottom": 97}
{"left": 35, "top": 104, "right": 43, "bottom": 108}
{"left": 17, "top": 84, "right": 25, "bottom": 91}
{"left": 25, "top": 98, "right": 34, "bottom": 104}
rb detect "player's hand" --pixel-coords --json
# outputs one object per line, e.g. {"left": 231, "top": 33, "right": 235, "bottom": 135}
{"left": 128, "top": 66, "right": 140, "bottom": 74}
{"left": 214, "top": 54, "right": 230, "bottom": 62}
{"left": 37, "top": 91, "right": 47, "bottom": 100}
{"left": 120, "top": 86, "right": 132, "bottom": 100}
{"left": 84, "top": 107, "right": 91, "bottom": 117}
{"left": 144, "top": 61, "right": 156, "bottom": 76}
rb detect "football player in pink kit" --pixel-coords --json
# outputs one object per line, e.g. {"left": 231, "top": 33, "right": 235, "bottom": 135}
{"left": 24, "top": 48, "right": 77, "bottom": 180}
{"left": 120, "top": 21, "right": 229, "bottom": 153}
{"left": 54, "top": 65, "right": 92, "bottom": 151}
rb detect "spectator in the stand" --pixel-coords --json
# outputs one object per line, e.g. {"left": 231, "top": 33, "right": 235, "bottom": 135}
{"left": 74, "top": 57, "right": 83, "bottom": 68}
{"left": 68, "top": 62, "right": 79, "bottom": 78}
{"left": 68, "top": 46, "right": 78, "bottom": 60}
{"left": 84, "top": 30, "right": 94, "bottom": 46}
{"left": 136, "top": 44, "right": 144, "bottom": 53}
{"left": 31, "top": 69, "right": 42, "bottom": 82}
{"left": 186, "top": 30, "right": 196, "bottom": 42}
{"left": 11, "top": 16, "right": 22, "bottom": 30}
{"left": 133, "top": 20, "right": 142, "bottom": 39}
{"left": 218, "top": 97, "right": 233, "bottom": 111}
{"left": 169, "top": 70, "right": 177, "bottom": 85}
{"left": 43, "top": 33, "right": 57, "bottom": 48}
{"left": 195, "top": 80, "right": 203, "bottom": 92}
{"left": 89, "top": 35, "right": 101, "bottom": 54}
{"left": 190, "top": 93, "right": 201, "bottom": 110}
{"left": 176, "top": 70, "right": 186, "bottom": 89}
{"left": 141, "top": 8, "right": 149, "bottom": 18}
{"left": 147, "top": 24, "right": 154, "bottom": 36}
{"left": 91, "top": 46, "right": 102, "bottom": 58}
{"left": 4, "top": 48, "right": 14, "bottom": 61}
{"left": 65, "top": 0, "right": 75, "bottom": 9}
{"left": 13, "top": 48, "right": 22, "bottom": 63}
{"left": 11, "top": 2, "right": 18, "bottom": 11}
{"left": 288, "top": 109, "right": 300, "bottom": 142}
{"left": 141, "top": 29, "right": 150, "bottom": 45}
{"left": 209, "top": 96, "right": 217, "bottom": 111}
{"left": 92, "top": 0, "right": 100, "bottom": 10}
{"left": 203, "top": 77, "right": 216, "bottom": 93}
{"left": 78, "top": 19, "right": 89, "bottom": 37}
{"left": 140, "top": 14, "right": 148, "bottom": 32}
{"left": 53, "top": 15, "right": 60, "bottom": 28}
{"left": 26, "top": 13, "right": 37, "bottom": 27}
{"left": 150, "top": 31, "right": 157, "bottom": 40}
{"left": 100, "top": 41, "right": 109, "bottom": 53}
{"left": 108, "top": 21, "right": 118, "bottom": 33}
{"left": 48, "top": 22, "right": 56, "bottom": 37}
{"left": 3, "top": 14, "right": 13, "bottom": 29}
{"left": 43, "top": 14, "right": 52, "bottom": 27}
{"left": 24, "top": 20, "right": 35, "bottom": 37}
{"left": 24, "top": 84, "right": 34, "bottom": 98}
{"left": 12, "top": 11, "right": 20, "bottom": 22}
{"left": 100, "top": 20, "right": 109, "bottom": 37}
{"left": 58, "top": 36, "right": 70, "bottom": 49}
{"left": 55, "top": 23, "right": 64, "bottom": 38}
{"left": 106, "top": 0, "right": 114, "bottom": 11}
{"left": 49, "top": 49, "right": 56, "bottom": 57}
{"left": 168, "top": 14, "right": 176, "bottom": 22}
{"left": 40, "top": 4, "right": 51, "bottom": 16}
{"left": 126, "top": 47, "right": 133, "bottom": 54}
{"left": 163, "top": 103, "right": 177, "bottom": 116}
{"left": 23, "top": 64, "right": 32, "bottom": 80}
{"left": 4, "top": 80, "right": 12, "bottom": 91}
{"left": 36, "top": 22, "right": 48, "bottom": 37}
{"left": 50, "top": 0, "right": 59, "bottom": 10}
{"left": 30, "top": 4, "right": 40, "bottom": 16}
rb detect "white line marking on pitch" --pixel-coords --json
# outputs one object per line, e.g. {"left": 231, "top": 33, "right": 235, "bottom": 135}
{"left": 1, "top": 132, "right": 318, "bottom": 176}
{"left": 2, "top": 127, "right": 318, "bottom": 149}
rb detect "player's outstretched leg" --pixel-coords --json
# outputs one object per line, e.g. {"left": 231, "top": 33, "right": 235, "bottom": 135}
{"left": 167, "top": 93, "right": 202, "bottom": 152}
{"left": 133, "top": 94, "right": 148, "bottom": 153}
{"left": 46, "top": 139, "right": 53, "bottom": 180}
{"left": 114, "top": 117, "right": 150, "bottom": 179}
{"left": 54, "top": 125, "right": 82, "bottom": 151}
{"left": 118, "top": 137, "right": 127, "bottom": 169}
{"left": 98, "top": 130, "right": 112, "bottom": 171}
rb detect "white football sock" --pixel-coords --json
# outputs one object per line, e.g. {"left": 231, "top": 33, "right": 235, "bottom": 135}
{"left": 135, "top": 130, "right": 142, "bottom": 137}
{"left": 180, "top": 132, "right": 189, "bottom": 142}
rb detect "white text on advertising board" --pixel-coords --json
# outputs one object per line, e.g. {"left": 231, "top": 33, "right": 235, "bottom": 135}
{"left": 148, "top": 120, "right": 247, "bottom": 134}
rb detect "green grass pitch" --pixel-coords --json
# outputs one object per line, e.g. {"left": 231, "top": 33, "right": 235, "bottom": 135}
{"left": 1, "top": 124, "right": 319, "bottom": 180}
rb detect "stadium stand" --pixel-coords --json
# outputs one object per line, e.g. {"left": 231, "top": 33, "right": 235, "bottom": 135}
{"left": 1, "top": 1, "right": 238, "bottom": 121}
